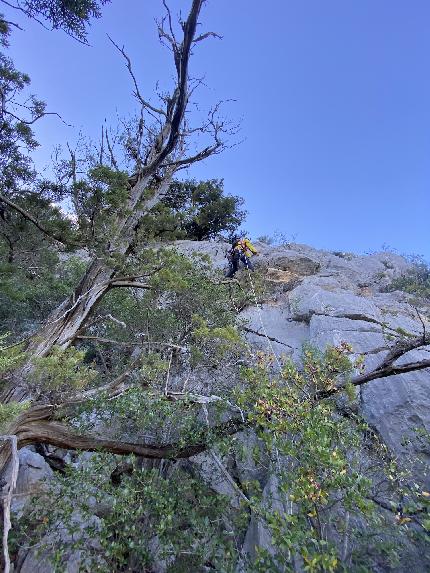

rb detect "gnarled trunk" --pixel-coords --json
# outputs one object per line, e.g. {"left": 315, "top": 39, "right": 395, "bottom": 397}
{"left": 2, "top": 259, "right": 114, "bottom": 403}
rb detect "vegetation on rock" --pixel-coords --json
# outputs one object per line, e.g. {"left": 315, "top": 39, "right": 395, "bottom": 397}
{"left": 0, "top": 2, "right": 429, "bottom": 572}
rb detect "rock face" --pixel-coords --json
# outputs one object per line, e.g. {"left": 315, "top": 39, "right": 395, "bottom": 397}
{"left": 178, "top": 240, "right": 429, "bottom": 570}
{"left": 13, "top": 241, "right": 430, "bottom": 572}
{"left": 12, "top": 449, "right": 53, "bottom": 516}
{"left": 237, "top": 242, "right": 430, "bottom": 480}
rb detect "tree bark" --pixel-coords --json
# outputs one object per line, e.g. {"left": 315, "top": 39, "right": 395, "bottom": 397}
{"left": 1, "top": 0, "right": 207, "bottom": 404}
{"left": 0, "top": 403, "right": 246, "bottom": 470}
{"left": 1, "top": 259, "right": 114, "bottom": 403}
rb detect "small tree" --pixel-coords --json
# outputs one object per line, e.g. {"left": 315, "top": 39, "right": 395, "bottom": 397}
{"left": 161, "top": 178, "right": 246, "bottom": 240}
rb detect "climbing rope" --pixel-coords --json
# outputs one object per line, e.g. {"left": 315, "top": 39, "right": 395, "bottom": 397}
{"left": 245, "top": 262, "right": 284, "bottom": 373}
{"left": 245, "top": 262, "right": 312, "bottom": 400}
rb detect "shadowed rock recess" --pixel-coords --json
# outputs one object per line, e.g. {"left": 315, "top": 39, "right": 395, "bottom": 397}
{"left": 11, "top": 241, "right": 430, "bottom": 572}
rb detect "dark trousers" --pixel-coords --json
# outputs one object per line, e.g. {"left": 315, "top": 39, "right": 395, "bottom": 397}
{"left": 226, "top": 252, "right": 254, "bottom": 278}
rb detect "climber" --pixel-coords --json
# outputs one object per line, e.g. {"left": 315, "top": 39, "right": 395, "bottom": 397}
{"left": 225, "top": 235, "right": 259, "bottom": 278}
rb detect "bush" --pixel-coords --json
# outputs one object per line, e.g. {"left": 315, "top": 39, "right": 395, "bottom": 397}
{"left": 384, "top": 257, "right": 430, "bottom": 300}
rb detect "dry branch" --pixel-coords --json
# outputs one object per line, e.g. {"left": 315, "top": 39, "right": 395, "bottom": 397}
{"left": 0, "top": 193, "right": 73, "bottom": 247}
{"left": 0, "top": 435, "right": 19, "bottom": 573}
{"left": 316, "top": 333, "right": 430, "bottom": 399}
{"left": 0, "top": 405, "right": 246, "bottom": 468}
{"left": 75, "top": 335, "right": 185, "bottom": 351}
{"left": 108, "top": 280, "right": 153, "bottom": 290}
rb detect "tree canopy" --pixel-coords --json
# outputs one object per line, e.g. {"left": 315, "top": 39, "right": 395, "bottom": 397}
{"left": 0, "top": 2, "right": 429, "bottom": 572}
{"left": 144, "top": 178, "right": 246, "bottom": 241}
{"left": 0, "top": 0, "right": 110, "bottom": 41}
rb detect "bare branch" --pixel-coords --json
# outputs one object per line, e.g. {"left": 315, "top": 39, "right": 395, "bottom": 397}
{"left": 193, "top": 31, "right": 222, "bottom": 43}
{"left": 0, "top": 17, "right": 23, "bottom": 30}
{"left": 104, "top": 314, "right": 127, "bottom": 329}
{"left": 75, "top": 335, "right": 185, "bottom": 352}
{"left": 0, "top": 435, "right": 19, "bottom": 573}
{"left": 108, "top": 35, "right": 167, "bottom": 118}
{"left": 164, "top": 351, "right": 173, "bottom": 396}
{"left": 377, "top": 333, "right": 430, "bottom": 370}
{"left": 108, "top": 280, "right": 154, "bottom": 290}
{"left": 162, "top": 0, "right": 178, "bottom": 46}
{"left": 141, "top": 0, "right": 206, "bottom": 174}
{"left": 316, "top": 333, "right": 430, "bottom": 400}
{"left": 105, "top": 128, "right": 120, "bottom": 171}
{"left": 0, "top": 193, "right": 74, "bottom": 247}
{"left": 160, "top": 142, "right": 223, "bottom": 169}
{"left": 415, "top": 306, "right": 427, "bottom": 345}
{"left": 5, "top": 109, "right": 71, "bottom": 126}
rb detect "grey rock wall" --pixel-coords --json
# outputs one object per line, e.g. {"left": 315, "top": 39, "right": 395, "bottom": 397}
{"left": 232, "top": 242, "right": 429, "bottom": 473}
{"left": 13, "top": 241, "right": 430, "bottom": 572}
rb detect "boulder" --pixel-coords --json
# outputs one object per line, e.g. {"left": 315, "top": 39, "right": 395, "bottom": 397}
{"left": 12, "top": 449, "right": 54, "bottom": 515}
{"left": 289, "top": 281, "right": 382, "bottom": 322}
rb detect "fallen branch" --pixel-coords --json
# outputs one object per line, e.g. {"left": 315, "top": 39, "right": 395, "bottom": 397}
{"left": 0, "top": 405, "right": 247, "bottom": 469}
{"left": 0, "top": 435, "right": 19, "bottom": 573}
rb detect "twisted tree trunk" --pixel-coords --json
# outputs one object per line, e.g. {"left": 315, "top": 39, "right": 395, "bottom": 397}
{"left": 1, "top": 0, "right": 207, "bottom": 404}
{"left": 2, "top": 259, "right": 114, "bottom": 402}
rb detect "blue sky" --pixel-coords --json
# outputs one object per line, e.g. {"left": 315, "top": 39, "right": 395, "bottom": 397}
{"left": 5, "top": 0, "right": 430, "bottom": 258}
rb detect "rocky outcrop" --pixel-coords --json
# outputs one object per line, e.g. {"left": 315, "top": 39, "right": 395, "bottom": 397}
{"left": 175, "top": 241, "right": 429, "bottom": 570}
{"left": 238, "top": 242, "right": 429, "bottom": 480}
{"left": 12, "top": 449, "right": 53, "bottom": 516}
{"left": 13, "top": 241, "right": 430, "bottom": 572}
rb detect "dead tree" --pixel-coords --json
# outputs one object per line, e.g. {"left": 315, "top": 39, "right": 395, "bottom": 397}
{"left": 0, "top": 0, "right": 227, "bottom": 403}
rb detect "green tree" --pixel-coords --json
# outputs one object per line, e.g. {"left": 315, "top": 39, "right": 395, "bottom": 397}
{"left": 0, "top": 19, "right": 40, "bottom": 196}
{"left": 158, "top": 178, "right": 246, "bottom": 241}
{"left": 0, "top": 0, "right": 110, "bottom": 42}
{"left": 1, "top": 2, "right": 429, "bottom": 571}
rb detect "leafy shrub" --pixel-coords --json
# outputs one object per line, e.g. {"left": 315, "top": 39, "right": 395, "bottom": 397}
{"left": 14, "top": 456, "right": 240, "bottom": 573}
{"left": 384, "top": 258, "right": 430, "bottom": 300}
{"left": 0, "top": 401, "right": 29, "bottom": 432}
{"left": 32, "top": 346, "right": 97, "bottom": 399}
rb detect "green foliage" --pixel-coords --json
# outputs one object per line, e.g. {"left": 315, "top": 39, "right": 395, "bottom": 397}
{"left": 15, "top": 342, "right": 426, "bottom": 572}
{"left": 192, "top": 315, "right": 244, "bottom": 365}
{"left": 99, "top": 248, "right": 240, "bottom": 344}
{"left": 0, "top": 23, "right": 39, "bottom": 193}
{"left": 32, "top": 346, "right": 97, "bottom": 398}
{"left": 0, "top": 333, "right": 26, "bottom": 375}
{"left": 67, "top": 166, "right": 130, "bottom": 252}
{"left": 0, "top": 190, "right": 76, "bottom": 259}
{"left": 234, "top": 346, "right": 421, "bottom": 571}
{"left": 10, "top": 324, "right": 430, "bottom": 573}
{"left": 146, "top": 178, "right": 246, "bottom": 241}
{"left": 0, "top": 401, "right": 29, "bottom": 432}
{"left": 384, "top": 258, "right": 430, "bottom": 300}
{"left": 0, "top": 253, "right": 86, "bottom": 339}
{"left": 79, "top": 165, "right": 129, "bottom": 212}
{"left": 15, "top": 455, "right": 239, "bottom": 572}
{"left": 10, "top": 1, "right": 110, "bottom": 42}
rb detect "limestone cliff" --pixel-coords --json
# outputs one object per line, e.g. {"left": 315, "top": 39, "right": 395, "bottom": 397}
{"left": 13, "top": 241, "right": 430, "bottom": 572}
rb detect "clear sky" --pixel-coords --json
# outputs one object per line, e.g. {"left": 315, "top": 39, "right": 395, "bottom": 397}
{"left": 5, "top": 0, "right": 430, "bottom": 258}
